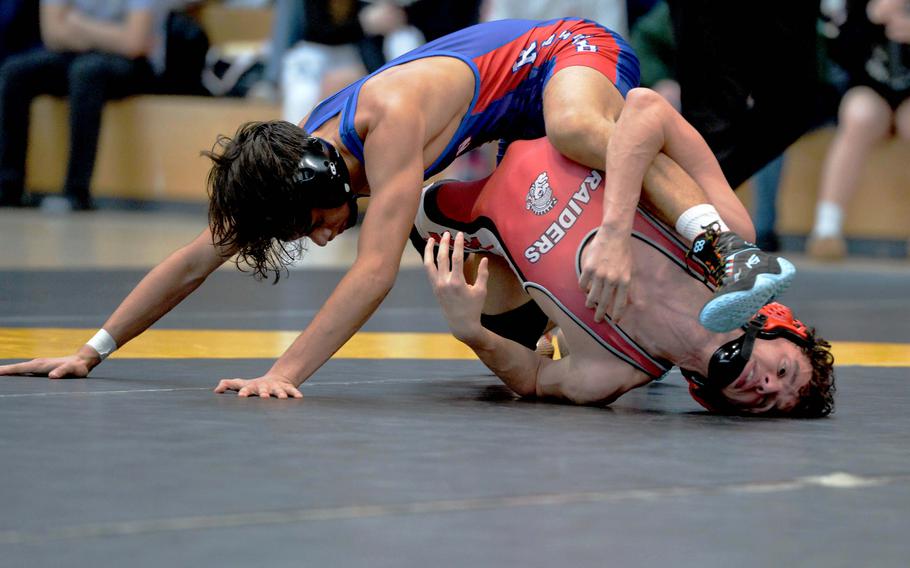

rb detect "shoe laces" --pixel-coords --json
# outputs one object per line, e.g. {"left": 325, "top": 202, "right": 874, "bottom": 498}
{"left": 687, "top": 222, "right": 725, "bottom": 285}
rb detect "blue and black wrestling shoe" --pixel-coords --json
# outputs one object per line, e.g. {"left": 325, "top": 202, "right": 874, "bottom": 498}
{"left": 690, "top": 223, "right": 796, "bottom": 332}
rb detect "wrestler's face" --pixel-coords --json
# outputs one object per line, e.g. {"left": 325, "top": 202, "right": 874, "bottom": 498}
{"left": 306, "top": 203, "right": 353, "bottom": 247}
{"left": 719, "top": 338, "right": 813, "bottom": 414}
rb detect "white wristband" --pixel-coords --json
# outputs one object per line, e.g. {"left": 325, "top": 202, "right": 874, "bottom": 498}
{"left": 87, "top": 329, "right": 118, "bottom": 361}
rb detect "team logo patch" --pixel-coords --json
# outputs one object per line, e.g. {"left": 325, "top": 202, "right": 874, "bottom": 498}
{"left": 526, "top": 172, "right": 557, "bottom": 216}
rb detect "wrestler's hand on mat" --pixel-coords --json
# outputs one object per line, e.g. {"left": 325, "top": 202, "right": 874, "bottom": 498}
{"left": 0, "top": 347, "right": 99, "bottom": 379}
{"left": 423, "top": 232, "right": 489, "bottom": 344}
{"left": 213, "top": 374, "right": 303, "bottom": 399}
{"left": 578, "top": 226, "right": 633, "bottom": 323}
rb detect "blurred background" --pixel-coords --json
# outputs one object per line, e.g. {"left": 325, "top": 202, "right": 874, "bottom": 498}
{"left": 0, "top": 0, "right": 908, "bottom": 270}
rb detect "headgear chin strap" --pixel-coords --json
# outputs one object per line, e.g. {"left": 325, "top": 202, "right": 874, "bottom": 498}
{"left": 292, "top": 137, "right": 359, "bottom": 228}
{"left": 682, "top": 303, "right": 811, "bottom": 401}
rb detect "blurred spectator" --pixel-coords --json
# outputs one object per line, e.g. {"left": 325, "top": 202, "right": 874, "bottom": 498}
{"left": 359, "top": 1, "right": 481, "bottom": 43}
{"left": 253, "top": 1, "right": 482, "bottom": 114}
{"left": 248, "top": 0, "right": 391, "bottom": 105}
{"left": 276, "top": 0, "right": 385, "bottom": 122}
{"left": 629, "top": 0, "right": 678, "bottom": 108}
{"left": 749, "top": 155, "right": 786, "bottom": 251}
{"left": 626, "top": 0, "right": 661, "bottom": 30}
{"left": 482, "top": 0, "right": 627, "bottom": 38}
{"left": 158, "top": 6, "right": 209, "bottom": 96}
{"left": 0, "top": 0, "right": 171, "bottom": 210}
{"left": 274, "top": 0, "right": 480, "bottom": 122}
{"left": 668, "top": 1, "right": 823, "bottom": 189}
{"left": 0, "top": 0, "right": 41, "bottom": 65}
{"left": 360, "top": 0, "right": 482, "bottom": 58}
{"left": 246, "top": 0, "right": 306, "bottom": 102}
{"left": 807, "top": 0, "right": 910, "bottom": 260}
{"left": 630, "top": 1, "right": 789, "bottom": 251}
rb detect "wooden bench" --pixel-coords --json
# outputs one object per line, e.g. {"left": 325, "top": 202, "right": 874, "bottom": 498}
{"left": 26, "top": 95, "right": 280, "bottom": 202}
{"left": 738, "top": 127, "right": 910, "bottom": 241}
{"left": 24, "top": 2, "right": 278, "bottom": 203}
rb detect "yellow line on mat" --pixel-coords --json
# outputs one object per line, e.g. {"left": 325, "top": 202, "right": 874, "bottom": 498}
{"left": 0, "top": 328, "right": 908, "bottom": 366}
{"left": 0, "top": 328, "right": 474, "bottom": 360}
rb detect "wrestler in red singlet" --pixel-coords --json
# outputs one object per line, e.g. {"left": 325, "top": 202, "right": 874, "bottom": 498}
{"left": 414, "top": 138, "right": 719, "bottom": 379}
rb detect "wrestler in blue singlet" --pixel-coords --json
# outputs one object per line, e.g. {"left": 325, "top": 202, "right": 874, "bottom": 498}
{"left": 303, "top": 18, "right": 639, "bottom": 179}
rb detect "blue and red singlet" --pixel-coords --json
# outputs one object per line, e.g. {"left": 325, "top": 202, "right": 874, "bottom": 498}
{"left": 303, "top": 18, "right": 639, "bottom": 179}
{"left": 413, "top": 138, "right": 715, "bottom": 379}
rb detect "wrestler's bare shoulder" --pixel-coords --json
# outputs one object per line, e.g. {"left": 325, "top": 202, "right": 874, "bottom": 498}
{"left": 358, "top": 57, "right": 475, "bottom": 115}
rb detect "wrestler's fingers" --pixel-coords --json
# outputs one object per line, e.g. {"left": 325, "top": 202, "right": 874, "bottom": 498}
{"left": 0, "top": 361, "right": 38, "bottom": 376}
{"left": 474, "top": 256, "right": 489, "bottom": 291}
{"left": 578, "top": 267, "right": 593, "bottom": 290}
{"left": 423, "top": 236, "right": 436, "bottom": 271}
{"left": 258, "top": 386, "right": 271, "bottom": 399}
{"left": 287, "top": 385, "right": 304, "bottom": 399}
{"left": 611, "top": 282, "right": 630, "bottom": 322}
{"left": 212, "top": 379, "right": 236, "bottom": 393}
{"left": 594, "top": 286, "right": 611, "bottom": 323}
{"left": 214, "top": 378, "right": 243, "bottom": 393}
{"left": 585, "top": 276, "right": 604, "bottom": 310}
{"left": 451, "top": 233, "right": 465, "bottom": 282}
{"left": 436, "top": 232, "right": 452, "bottom": 276}
{"left": 47, "top": 363, "right": 79, "bottom": 380}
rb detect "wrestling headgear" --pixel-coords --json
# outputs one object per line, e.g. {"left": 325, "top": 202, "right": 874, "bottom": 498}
{"left": 682, "top": 303, "right": 811, "bottom": 403}
{"left": 292, "top": 137, "right": 359, "bottom": 228}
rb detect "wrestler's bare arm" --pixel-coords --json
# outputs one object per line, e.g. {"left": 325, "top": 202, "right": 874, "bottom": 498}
{"left": 0, "top": 228, "right": 232, "bottom": 378}
{"left": 605, "top": 88, "right": 754, "bottom": 238}
{"left": 573, "top": 85, "right": 757, "bottom": 322}
{"left": 628, "top": 89, "right": 754, "bottom": 237}
{"left": 252, "top": 101, "right": 427, "bottom": 389}
{"left": 424, "top": 233, "right": 639, "bottom": 406}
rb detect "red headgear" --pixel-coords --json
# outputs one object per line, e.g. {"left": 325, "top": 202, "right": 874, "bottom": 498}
{"left": 685, "top": 302, "right": 810, "bottom": 411}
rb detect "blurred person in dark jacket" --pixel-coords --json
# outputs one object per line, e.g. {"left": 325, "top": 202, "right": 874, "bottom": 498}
{"left": 0, "top": 0, "right": 170, "bottom": 210}
{"left": 807, "top": 0, "right": 910, "bottom": 259}
{"left": 0, "top": 0, "right": 41, "bottom": 65}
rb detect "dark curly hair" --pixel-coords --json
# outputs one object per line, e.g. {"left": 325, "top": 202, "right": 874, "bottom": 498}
{"left": 789, "top": 332, "right": 836, "bottom": 418}
{"left": 203, "top": 120, "right": 314, "bottom": 282}
{"left": 690, "top": 327, "right": 836, "bottom": 418}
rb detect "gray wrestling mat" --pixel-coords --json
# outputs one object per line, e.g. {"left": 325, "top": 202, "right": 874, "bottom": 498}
{"left": 1, "top": 263, "right": 909, "bottom": 567}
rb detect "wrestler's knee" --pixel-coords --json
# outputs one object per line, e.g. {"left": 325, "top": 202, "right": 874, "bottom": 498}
{"left": 624, "top": 87, "right": 665, "bottom": 112}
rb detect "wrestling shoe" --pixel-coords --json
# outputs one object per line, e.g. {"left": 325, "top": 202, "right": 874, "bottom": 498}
{"left": 689, "top": 223, "right": 796, "bottom": 332}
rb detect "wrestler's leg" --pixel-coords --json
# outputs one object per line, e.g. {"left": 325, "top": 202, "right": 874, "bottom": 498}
{"left": 542, "top": 66, "right": 716, "bottom": 228}
{"left": 464, "top": 253, "right": 551, "bottom": 351}
{"left": 546, "top": 76, "right": 795, "bottom": 331}
{"left": 464, "top": 253, "right": 529, "bottom": 314}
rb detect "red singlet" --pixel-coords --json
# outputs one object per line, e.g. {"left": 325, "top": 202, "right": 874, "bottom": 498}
{"left": 414, "top": 138, "right": 715, "bottom": 378}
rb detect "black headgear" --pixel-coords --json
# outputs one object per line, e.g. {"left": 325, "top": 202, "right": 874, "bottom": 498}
{"left": 682, "top": 303, "right": 812, "bottom": 399}
{"left": 292, "top": 137, "right": 359, "bottom": 227}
